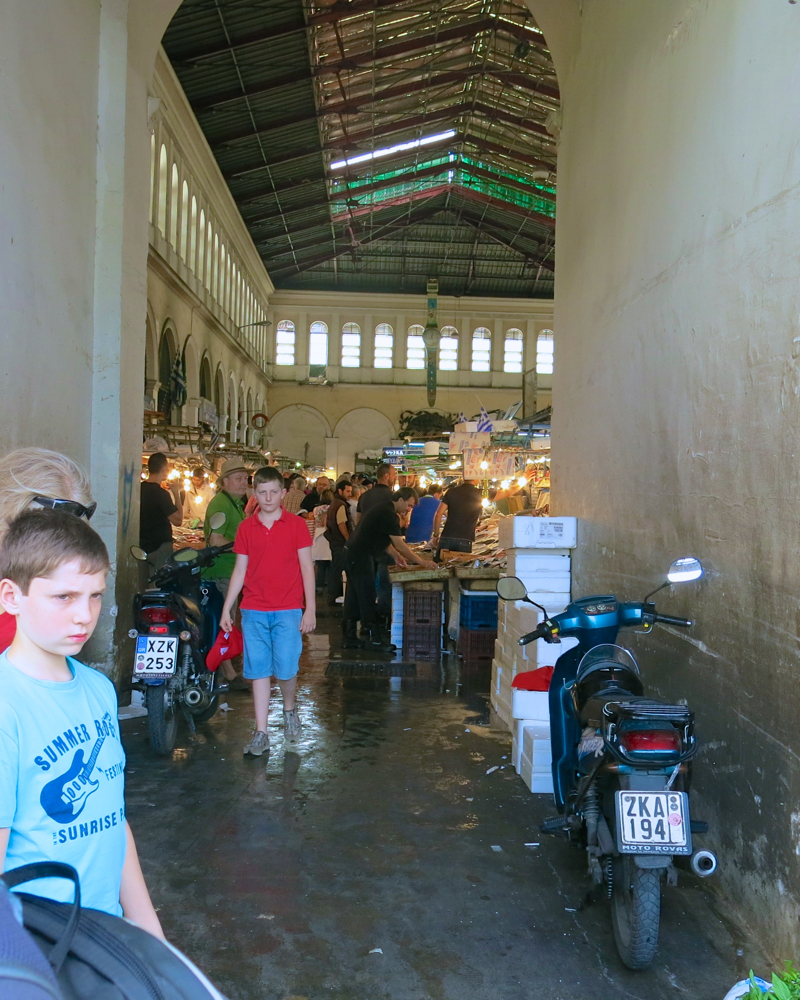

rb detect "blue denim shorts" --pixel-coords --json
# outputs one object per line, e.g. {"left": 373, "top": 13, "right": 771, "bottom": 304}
{"left": 240, "top": 608, "right": 303, "bottom": 680}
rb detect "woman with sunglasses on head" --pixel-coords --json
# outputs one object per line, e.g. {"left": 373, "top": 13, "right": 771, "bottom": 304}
{"left": 0, "top": 448, "right": 96, "bottom": 652}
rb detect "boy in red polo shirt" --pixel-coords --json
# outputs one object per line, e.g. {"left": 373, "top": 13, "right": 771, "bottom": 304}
{"left": 220, "top": 466, "right": 315, "bottom": 754}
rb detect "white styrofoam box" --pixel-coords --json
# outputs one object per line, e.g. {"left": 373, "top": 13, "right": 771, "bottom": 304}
{"left": 512, "top": 719, "right": 546, "bottom": 773}
{"left": 498, "top": 515, "right": 577, "bottom": 550}
{"left": 520, "top": 752, "right": 554, "bottom": 794}
{"left": 535, "top": 634, "right": 579, "bottom": 665}
{"left": 521, "top": 723, "right": 551, "bottom": 767}
{"left": 506, "top": 551, "right": 571, "bottom": 574}
{"left": 515, "top": 573, "right": 572, "bottom": 594}
{"left": 511, "top": 688, "right": 549, "bottom": 720}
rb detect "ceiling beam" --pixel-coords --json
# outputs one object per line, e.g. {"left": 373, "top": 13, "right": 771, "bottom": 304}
{"left": 460, "top": 133, "right": 554, "bottom": 173}
{"left": 212, "top": 91, "right": 554, "bottom": 150}
{"left": 192, "top": 65, "right": 558, "bottom": 114}
{"left": 311, "top": 17, "right": 549, "bottom": 77}
{"left": 449, "top": 184, "right": 555, "bottom": 230}
{"left": 172, "top": 19, "right": 306, "bottom": 65}
{"left": 330, "top": 184, "right": 451, "bottom": 222}
{"left": 245, "top": 162, "right": 453, "bottom": 228}
{"left": 262, "top": 212, "right": 448, "bottom": 261}
{"left": 453, "top": 211, "right": 555, "bottom": 272}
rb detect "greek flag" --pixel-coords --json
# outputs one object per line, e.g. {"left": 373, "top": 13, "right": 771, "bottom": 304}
{"left": 168, "top": 350, "right": 187, "bottom": 409}
{"left": 457, "top": 412, "right": 466, "bottom": 424}
{"left": 476, "top": 406, "right": 492, "bottom": 432}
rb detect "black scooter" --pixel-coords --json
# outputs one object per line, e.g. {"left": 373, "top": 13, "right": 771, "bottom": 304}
{"left": 130, "top": 512, "right": 232, "bottom": 755}
{"left": 498, "top": 557, "right": 717, "bottom": 970}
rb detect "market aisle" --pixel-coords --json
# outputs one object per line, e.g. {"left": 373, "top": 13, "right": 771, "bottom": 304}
{"left": 121, "top": 619, "right": 758, "bottom": 1000}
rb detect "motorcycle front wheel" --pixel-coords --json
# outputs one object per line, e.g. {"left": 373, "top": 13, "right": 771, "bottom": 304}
{"left": 146, "top": 684, "right": 178, "bottom": 755}
{"left": 611, "top": 856, "right": 661, "bottom": 969}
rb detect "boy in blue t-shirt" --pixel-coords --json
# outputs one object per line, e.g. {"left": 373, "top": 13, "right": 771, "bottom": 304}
{"left": 0, "top": 510, "right": 162, "bottom": 936}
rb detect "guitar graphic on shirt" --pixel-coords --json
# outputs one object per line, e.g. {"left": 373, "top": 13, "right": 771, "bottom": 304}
{"left": 40, "top": 712, "right": 114, "bottom": 825}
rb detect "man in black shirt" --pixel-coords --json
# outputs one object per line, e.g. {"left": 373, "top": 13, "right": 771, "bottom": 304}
{"left": 299, "top": 474, "right": 331, "bottom": 516}
{"left": 431, "top": 479, "right": 483, "bottom": 557}
{"left": 356, "top": 462, "right": 396, "bottom": 518}
{"left": 139, "top": 452, "right": 183, "bottom": 571}
{"left": 343, "top": 488, "right": 436, "bottom": 650}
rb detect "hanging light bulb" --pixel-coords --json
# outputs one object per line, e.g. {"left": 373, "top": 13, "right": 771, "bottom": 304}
{"left": 480, "top": 460, "right": 489, "bottom": 470}
{"left": 517, "top": 476, "right": 528, "bottom": 487}
{"left": 500, "top": 479, "right": 511, "bottom": 489}
{"left": 480, "top": 497, "right": 491, "bottom": 508}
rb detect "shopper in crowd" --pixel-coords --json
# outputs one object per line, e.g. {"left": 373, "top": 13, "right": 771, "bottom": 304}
{"left": 220, "top": 466, "right": 315, "bottom": 755}
{"left": 0, "top": 448, "right": 97, "bottom": 654}
{"left": 348, "top": 484, "right": 363, "bottom": 523}
{"left": 342, "top": 488, "right": 437, "bottom": 650}
{"left": 431, "top": 477, "right": 483, "bottom": 558}
{"left": 356, "top": 463, "right": 396, "bottom": 517}
{"left": 325, "top": 481, "right": 353, "bottom": 603}
{"left": 300, "top": 475, "right": 330, "bottom": 516}
{"left": 282, "top": 475, "right": 307, "bottom": 515}
{"left": 139, "top": 453, "right": 183, "bottom": 571}
{"left": 406, "top": 484, "right": 443, "bottom": 544}
{"left": 311, "top": 488, "right": 335, "bottom": 590}
{"left": 184, "top": 466, "right": 215, "bottom": 522}
{"left": 203, "top": 460, "right": 249, "bottom": 685}
{"left": 0, "top": 510, "right": 163, "bottom": 936}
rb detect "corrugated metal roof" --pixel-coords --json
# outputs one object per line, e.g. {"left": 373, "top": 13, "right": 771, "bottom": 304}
{"left": 162, "top": 0, "right": 558, "bottom": 297}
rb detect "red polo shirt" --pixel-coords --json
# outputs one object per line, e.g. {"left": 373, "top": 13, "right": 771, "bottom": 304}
{"left": 233, "top": 508, "right": 312, "bottom": 612}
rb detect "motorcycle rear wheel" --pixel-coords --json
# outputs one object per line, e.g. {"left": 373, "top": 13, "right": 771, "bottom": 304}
{"left": 611, "top": 856, "right": 661, "bottom": 969}
{"left": 146, "top": 684, "right": 178, "bottom": 755}
{"left": 191, "top": 695, "right": 220, "bottom": 724}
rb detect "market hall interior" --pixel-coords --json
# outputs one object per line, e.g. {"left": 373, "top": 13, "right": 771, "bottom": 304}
{"left": 2, "top": 0, "right": 800, "bottom": 992}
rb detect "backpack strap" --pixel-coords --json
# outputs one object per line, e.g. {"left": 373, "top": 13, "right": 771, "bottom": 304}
{"left": 2, "top": 864, "right": 81, "bottom": 974}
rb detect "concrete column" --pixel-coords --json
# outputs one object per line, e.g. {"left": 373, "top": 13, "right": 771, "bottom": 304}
{"left": 396, "top": 314, "right": 405, "bottom": 369}
{"left": 492, "top": 317, "right": 504, "bottom": 373}
{"left": 296, "top": 310, "right": 309, "bottom": 366}
{"left": 459, "top": 317, "right": 472, "bottom": 376}
{"left": 325, "top": 437, "right": 339, "bottom": 478}
{"left": 362, "top": 313, "right": 373, "bottom": 370}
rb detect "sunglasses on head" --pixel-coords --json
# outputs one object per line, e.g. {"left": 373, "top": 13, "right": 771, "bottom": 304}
{"left": 31, "top": 496, "right": 97, "bottom": 520}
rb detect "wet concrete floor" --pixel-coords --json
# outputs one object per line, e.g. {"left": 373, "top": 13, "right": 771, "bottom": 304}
{"left": 122, "top": 614, "right": 760, "bottom": 999}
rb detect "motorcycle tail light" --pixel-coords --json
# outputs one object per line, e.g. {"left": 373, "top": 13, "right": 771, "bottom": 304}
{"left": 140, "top": 606, "right": 177, "bottom": 624}
{"left": 621, "top": 730, "right": 680, "bottom": 752}
{"left": 148, "top": 625, "right": 169, "bottom": 634}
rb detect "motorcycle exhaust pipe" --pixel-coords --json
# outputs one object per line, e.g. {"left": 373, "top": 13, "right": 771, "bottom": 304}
{"left": 689, "top": 850, "right": 718, "bottom": 878}
{"left": 183, "top": 687, "right": 205, "bottom": 708}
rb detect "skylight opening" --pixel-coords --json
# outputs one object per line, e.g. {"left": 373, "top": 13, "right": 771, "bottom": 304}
{"left": 331, "top": 129, "right": 456, "bottom": 171}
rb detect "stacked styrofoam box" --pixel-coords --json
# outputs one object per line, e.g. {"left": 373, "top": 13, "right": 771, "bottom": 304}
{"left": 390, "top": 585, "right": 404, "bottom": 647}
{"left": 490, "top": 516, "right": 578, "bottom": 741}
{"left": 519, "top": 723, "right": 554, "bottom": 794}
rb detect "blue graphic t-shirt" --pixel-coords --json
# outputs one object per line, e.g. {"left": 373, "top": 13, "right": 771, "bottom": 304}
{"left": 0, "top": 653, "right": 126, "bottom": 915}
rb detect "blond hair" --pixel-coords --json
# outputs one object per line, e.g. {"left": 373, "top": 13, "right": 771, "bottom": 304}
{"left": 0, "top": 448, "right": 94, "bottom": 543}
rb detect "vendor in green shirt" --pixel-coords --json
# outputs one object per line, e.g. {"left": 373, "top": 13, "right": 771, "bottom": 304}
{"left": 203, "top": 458, "right": 249, "bottom": 598}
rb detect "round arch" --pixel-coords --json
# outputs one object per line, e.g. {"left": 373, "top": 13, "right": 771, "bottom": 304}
{"left": 157, "top": 321, "right": 177, "bottom": 416}
{"left": 245, "top": 387, "right": 254, "bottom": 446}
{"left": 182, "top": 336, "right": 200, "bottom": 402}
{"left": 144, "top": 301, "right": 158, "bottom": 386}
{"left": 227, "top": 373, "right": 238, "bottom": 441}
{"left": 268, "top": 404, "right": 331, "bottom": 467}
{"left": 199, "top": 353, "right": 213, "bottom": 401}
{"left": 333, "top": 408, "right": 396, "bottom": 470}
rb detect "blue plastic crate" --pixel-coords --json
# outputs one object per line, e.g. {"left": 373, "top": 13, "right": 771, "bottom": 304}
{"left": 459, "top": 592, "right": 498, "bottom": 630}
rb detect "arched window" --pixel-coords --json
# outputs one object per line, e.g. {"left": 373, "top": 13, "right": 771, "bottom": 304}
{"left": 407, "top": 325, "right": 425, "bottom": 369}
{"left": 341, "top": 322, "right": 361, "bottom": 367}
{"left": 439, "top": 326, "right": 458, "bottom": 370}
{"left": 199, "top": 356, "right": 212, "bottom": 400}
{"left": 197, "top": 209, "right": 206, "bottom": 280}
{"left": 189, "top": 196, "right": 198, "bottom": 270}
{"left": 276, "top": 320, "right": 295, "bottom": 365}
{"left": 471, "top": 327, "right": 492, "bottom": 371}
{"left": 157, "top": 145, "right": 168, "bottom": 234}
{"left": 504, "top": 328, "right": 524, "bottom": 373}
{"left": 169, "top": 163, "right": 179, "bottom": 248}
{"left": 180, "top": 181, "right": 189, "bottom": 259}
{"left": 219, "top": 244, "right": 227, "bottom": 305}
{"left": 157, "top": 333, "right": 173, "bottom": 415}
{"left": 309, "top": 321, "right": 328, "bottom": 376}
{"left": 374, "top": 323, "right": 393, "bottom": 368}
{"left": 149, "top": 134, "right": 156, "bottom": 224}
{"left": 536, "top": 330, "right": 554, "bottom": 375}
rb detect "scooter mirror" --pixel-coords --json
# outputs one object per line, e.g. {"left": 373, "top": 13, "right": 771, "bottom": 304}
{"left": 497, "top": 576, "right": 528, "bottom": 601}
{"left": 208, "top": 511, "right": 226, "bottom": 531}
{"left": 130, "top": 546, "right": 148, "bottom": 562}
{"left": 173, "top": 548, "right": 199, "bottom": 563}
{"left": 667, "top": 557, "right": 703, "bottom": 584}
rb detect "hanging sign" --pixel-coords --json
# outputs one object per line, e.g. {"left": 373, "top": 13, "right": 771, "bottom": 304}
{"left": 449, "top": 431, "right": 491, "bottom": 454}
{"left": 462, "top": 449, "right": 517, "bottom": 480}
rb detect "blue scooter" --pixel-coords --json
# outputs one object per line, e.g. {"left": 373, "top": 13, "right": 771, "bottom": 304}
{"left": 497, "top": 557, "right": 717, "bottom": 970}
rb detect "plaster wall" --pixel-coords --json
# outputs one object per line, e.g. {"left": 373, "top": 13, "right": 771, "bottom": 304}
{"left": 531, "top": 0, "right": 800, "bottom": 956}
